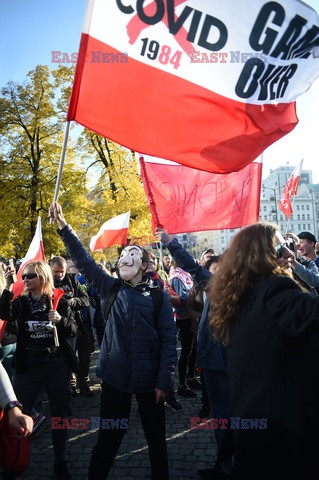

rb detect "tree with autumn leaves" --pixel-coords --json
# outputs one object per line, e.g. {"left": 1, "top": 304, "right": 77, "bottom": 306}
{"left": 0, "top": 65, "right": 152, "bottom": 261}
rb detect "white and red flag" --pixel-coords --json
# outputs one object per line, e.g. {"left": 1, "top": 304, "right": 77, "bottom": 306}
{"left": 12, "top": 216, "right": 46, "bottom": 299}
{"left": 278, "top": 159, "right": 303, "bottom": 219}
{"left": 0, "top": 217, "right": 46, "bottom": 341}
{"left": 139, "top": 154, "right": 262, "bottom": 234}
{"left": 90, "top": 211, "right": 130, "bottom": 251}
{"left": 67, "top": 0, "right": 319, "bottom": 174}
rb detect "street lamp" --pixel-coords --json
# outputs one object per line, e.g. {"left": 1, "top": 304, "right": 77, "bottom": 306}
{"left": 262, "top": 182, "right": 279, "bottom": 224}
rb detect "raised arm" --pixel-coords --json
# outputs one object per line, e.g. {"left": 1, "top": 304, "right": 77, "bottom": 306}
{"left": 155, "top": 227, "right": 211, "bottom": 287}
{"left": 49, "top": 202, "right": 117, "bottom": 297}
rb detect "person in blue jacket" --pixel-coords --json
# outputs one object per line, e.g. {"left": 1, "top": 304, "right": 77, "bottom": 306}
{"left": 49, "top": 202, "right": 177, "bottom": 480}
{"left": 156, "top": 227, "right": 231, "bottom": 479}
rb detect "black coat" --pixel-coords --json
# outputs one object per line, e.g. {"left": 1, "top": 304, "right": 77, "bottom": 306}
{"left": 0, "top": 290, "right": 77, "bottom": 374}
{"left": 228, "top": 275, "right": 319, "bottom": 480}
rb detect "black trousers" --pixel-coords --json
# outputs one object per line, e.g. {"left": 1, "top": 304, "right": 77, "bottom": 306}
{"left": 176, "top": 318, "right": 196, "bottom": 385}
{"left": 88, "top": 382, "right": 169, "bottom": 480}
{"left": 76, "top": 322, "right": 94, "bottom": 379}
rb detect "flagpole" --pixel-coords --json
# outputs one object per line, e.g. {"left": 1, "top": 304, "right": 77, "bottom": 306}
{"left": 158, "top": 242, "right": 163, "bottom": 271}
{"left": 50, "top": 122, "right": 71, "bottom": 222}
{"left": 139, "top": 157, "right": 162, "bottom": 228}
{"left": 284, "top": 194, "right": 297, "bottom": 234}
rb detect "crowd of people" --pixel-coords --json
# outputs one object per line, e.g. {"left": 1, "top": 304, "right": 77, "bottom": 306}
{"left": 1, "top": 203, "right": 319, "bottom": 480}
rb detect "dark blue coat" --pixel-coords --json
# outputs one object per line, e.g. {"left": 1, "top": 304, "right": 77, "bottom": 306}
{"left": 58, "top": 225, "right": 177, "bottom": 393}
{"left": 167, "top": 238, "right": 226, "bottom": 371}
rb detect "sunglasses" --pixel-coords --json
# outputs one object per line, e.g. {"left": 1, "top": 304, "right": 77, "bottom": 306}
{"left": 22, "top": 273, "right": 38, "bottom": 280}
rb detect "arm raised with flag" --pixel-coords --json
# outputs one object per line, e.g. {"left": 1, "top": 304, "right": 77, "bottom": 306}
{"left": 49, "top": 202, "right": 177, "bottom": 479}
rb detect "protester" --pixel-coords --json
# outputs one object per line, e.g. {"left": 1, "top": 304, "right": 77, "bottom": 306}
{"left": 0, "top": 363, "right": 33, "bottom": 436}
{"left": 169, "top": 259, "right": 198, "bottom": 397}
{"left": 199, "top": 248, "right": 215, "bottom": 266}
{"left": 208, "top": 222, "right": 319, "bottom": 479}
{"left": 0, "top": 261, "right": 77, "bottom": 480}
{"left": 49, "top": 201, "right": 177, "bottom": 480}
{"left": 0, "top": 363, "right": 33, "bottom": 480}
{"left": 287, "top": 231, "right": 319, "bottom": 292}
{"left": 156, "top": 228, "right": 231, "bottom": 478}
{"left": 50, "top": 256, "right": 92, "bottom": 396}
{"left": 298, "top": 231, "right": 317, "bottom": 262}
{"left": 0, "top": 263, "right": 17, "bottom": 381}
{"left": 145, "top": 257, "right": 182, "bottom": 413}
{"left": 162, "top": 254, "right": 171, "bottom": 275}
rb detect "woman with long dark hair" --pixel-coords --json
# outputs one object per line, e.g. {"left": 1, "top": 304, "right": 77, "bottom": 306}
{"left": 0, "top": 261, "right": 77, "bottom": 480}
{"left": 208, "top": 222, "right": 319, "bottom": 479}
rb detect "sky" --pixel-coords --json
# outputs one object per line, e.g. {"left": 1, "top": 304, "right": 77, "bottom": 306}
{"left": 1, "top": 0, "right": 319, "bottom": 182}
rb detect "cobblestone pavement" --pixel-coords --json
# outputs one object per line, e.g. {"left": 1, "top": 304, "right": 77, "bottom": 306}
{"left": 20, "top": 348, "right": 218, "bottom": 480}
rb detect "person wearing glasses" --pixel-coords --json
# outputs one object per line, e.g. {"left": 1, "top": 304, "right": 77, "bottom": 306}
{"left": 208, "top": 222, "right": 319, "bottom": 479}
{"left": 0, "top": 261, "right": 77, "bottom": 480}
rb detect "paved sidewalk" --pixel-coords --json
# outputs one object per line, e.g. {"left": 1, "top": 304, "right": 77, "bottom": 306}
{"left": 21, "top": 348, "right": 218, "bottom": 480}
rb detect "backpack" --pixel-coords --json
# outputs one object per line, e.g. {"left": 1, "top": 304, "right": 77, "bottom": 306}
{"left": 103, "top": 280, "right": 164, "bottom": 329}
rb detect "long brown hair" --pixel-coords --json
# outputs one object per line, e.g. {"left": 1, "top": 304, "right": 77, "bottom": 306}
{"left": 208, "top": 222, "right": 293, "bottom": 345}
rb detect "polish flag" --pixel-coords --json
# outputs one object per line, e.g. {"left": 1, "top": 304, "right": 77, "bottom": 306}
{"left": 139, "top": 154, "right": 262, "bottom": 234}
{"left": 0, "top": 217, "right": 46, "bottom": 340}
{"left": 90, "top": 211, "right": 130, "bottom": 251}
{"left": 67, "top": 0, "right": 319, "bottom": 174}
{"left": 279, "top": 160, "right": 303, "bottom": 219}
{"left": 12, "top": 216, "right": 46, "bottom": 299}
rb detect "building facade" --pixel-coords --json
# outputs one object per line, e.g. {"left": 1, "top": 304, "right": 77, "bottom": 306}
{"left": 260, "top": 165, "right": 319, "bottom": 239}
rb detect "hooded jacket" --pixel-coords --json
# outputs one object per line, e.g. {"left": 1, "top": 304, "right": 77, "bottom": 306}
{"left": 58, "top": 225, "right": 177, "bottom": 393}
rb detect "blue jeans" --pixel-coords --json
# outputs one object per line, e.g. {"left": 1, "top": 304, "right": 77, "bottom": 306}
{"left": 204, "top": 369, "right": 230, "bottom": 449}
{"left": 0, "top": 343, "right": 16, "bottom": 380}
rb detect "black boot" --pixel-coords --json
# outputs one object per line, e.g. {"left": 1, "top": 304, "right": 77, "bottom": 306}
{"left": 53, "top": 460, "right": 71, "bottom": 480}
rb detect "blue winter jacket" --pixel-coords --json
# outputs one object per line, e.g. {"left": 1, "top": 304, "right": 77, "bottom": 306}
{"left": 58, "top": 225, "right": 177, "bottom": 393}
{"left": 167, "top": 238, "right": 227, "bottom": 372}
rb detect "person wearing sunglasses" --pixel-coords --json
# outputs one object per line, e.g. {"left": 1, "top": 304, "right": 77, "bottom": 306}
{"left": 0, "top": 261, "right": 77, "bottom": 480}
{"left": 207, "top": 222, "right": 319, "bottom": 480}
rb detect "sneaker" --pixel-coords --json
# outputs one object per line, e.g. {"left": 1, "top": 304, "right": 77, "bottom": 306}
{"left": 187, "top": 377, "right": 202, "bottom": 390}
{"left": 165, "top": 396, "right": 182, "bottom": 412}
{"left": 53, "top": 460, "right": 71, "bottom": 480}
{"left": 31, "top": 413, "right": 46, "bottom": 436}
{"left": 198, "top": 404, "right": 211, "bottom": 418}
{"left": 177, "top": 385, "right": 196, "bottom": 397}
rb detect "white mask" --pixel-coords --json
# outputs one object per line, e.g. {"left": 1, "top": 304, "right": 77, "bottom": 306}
{"left": 118, "top": 246, "right": 143, "bottom": 281}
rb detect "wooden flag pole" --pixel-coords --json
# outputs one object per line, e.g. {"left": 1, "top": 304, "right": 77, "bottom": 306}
{"left": 50, "top": 121, "right": 71, "bottom": 222}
